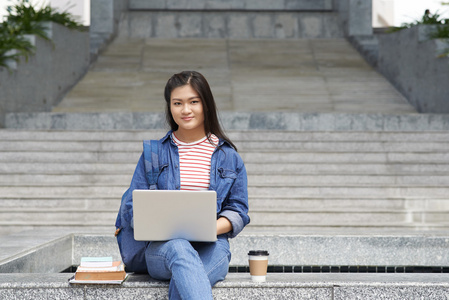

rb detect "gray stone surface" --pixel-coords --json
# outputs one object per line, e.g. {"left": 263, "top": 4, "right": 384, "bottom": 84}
{"left": 0, "top": 232, "right": 71, "bottom": 273}
{"left": 377, "top": 25, "right": 449, "bottom": 113}
{"left": 2, "top": 127, "right": 449, "bottom": 234}
{"left": 8, "top": 112, "right": 449, "bottom": 131}
{"left": 49, "top": 37, "right": 414, "bottom": 117}
{"left": 2, "top": 273, "right": 449, "bottom": 299}
{"left": 335, "top": 0, "right": 373, "bottom": 37}
{"left": 119, "top": 11, "right": 344, "bottom": 39}
{"left": 2, "top": 230, "right": 449, "bottom": 298}
{"left": 334, "top": 286, "right": 449, "bottom": 300}
{"left": 90, "top": 0, "right": 129, "bottom": 56}
{"left": 230, "top": 235, "right": 449, "bottom": 266}
{"left": 129, "top": 0, "right": 333, "bottom": 11}
{"left": 348, "top": 34, "right": 379, "bottom": 67}
{"left": 4, "top": 230, "right": 449, "bottom": 273}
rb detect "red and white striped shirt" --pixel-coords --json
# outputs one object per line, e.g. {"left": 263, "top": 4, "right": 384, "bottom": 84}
{"left": 172, "top": 133, "right": 219, "bottom": 191}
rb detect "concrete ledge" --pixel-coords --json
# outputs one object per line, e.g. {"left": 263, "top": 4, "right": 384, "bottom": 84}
{"left": 2, "top": 229, "right": 449, "bottom": 298}
{"left": 1, "top": 273, "right": 449, "bottom": 299}
{"left": 3, "top": 229, "right": 449, "bottom": 273}
{"left": 0, "top": 22, "right": 90, "bottom": 116}
{"left": 5, "top": 112, "right": 449, "bottom": 131}
{"left": 128, "top": 0, "right": 334, "bottom": 11}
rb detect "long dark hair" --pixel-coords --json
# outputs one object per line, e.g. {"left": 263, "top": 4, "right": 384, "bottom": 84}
{"left": 164, "top": 71, "right": 237, "bottom": 151}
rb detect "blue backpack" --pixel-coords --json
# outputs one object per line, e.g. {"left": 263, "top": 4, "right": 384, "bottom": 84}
{"left": 115, "top": 140, "right": 159, "bottom": 273}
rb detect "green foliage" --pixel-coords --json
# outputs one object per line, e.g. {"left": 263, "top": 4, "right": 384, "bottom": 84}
{"left": 0, "top": 21, "right": 35, "bottom": 69}
{"left": 388, "top": 10, "right": 448, "bottom": 32}
{"left": 0, "top": 0, "right": 85, "bottom": 71}
{"left": 431, "top": 22, "right": 449, "bottom": 39}
{"left": 6, "top": 0, "right": 85, "bottom": 39}
{"left": 387, "top": 9, "right": 449, "bottom": 58}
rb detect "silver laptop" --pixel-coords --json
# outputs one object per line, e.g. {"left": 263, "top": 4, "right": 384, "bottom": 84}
{"left": 133, "top": 190, "right": 217, "bottom": 242}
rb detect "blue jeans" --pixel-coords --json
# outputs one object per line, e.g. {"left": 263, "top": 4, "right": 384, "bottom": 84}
{"left": 145, "top": 234, "right": 231, "bottom": 300}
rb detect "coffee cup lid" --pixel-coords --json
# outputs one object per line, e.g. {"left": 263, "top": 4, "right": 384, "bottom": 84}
{"left": 248, "top": 250, "right": 269, "bottom": 256}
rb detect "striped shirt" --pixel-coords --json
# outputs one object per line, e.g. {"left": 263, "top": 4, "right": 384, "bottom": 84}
{"left": 172, "top": 133, "right": 219, "bottom": 191}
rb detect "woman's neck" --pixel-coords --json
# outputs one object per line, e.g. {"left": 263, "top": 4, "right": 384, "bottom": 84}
{"left": 174, "top": 128, "right": 207, "bottom": 143}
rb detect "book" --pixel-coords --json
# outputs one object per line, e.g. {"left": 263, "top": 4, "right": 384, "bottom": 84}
{"left": 74, "top": 260, "right": 126, "bottom": 281}
{"left": 80, "top": 256, "right": 113, "bottom": 268}
{"left": 68, "top": 274, "right": 129, "bottom": 285}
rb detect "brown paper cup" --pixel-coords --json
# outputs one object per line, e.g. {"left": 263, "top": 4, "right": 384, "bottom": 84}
{"left": 248, "top": 250, "right": 269, "bottom": 282}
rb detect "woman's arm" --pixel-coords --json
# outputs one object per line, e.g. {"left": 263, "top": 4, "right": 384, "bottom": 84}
{"left": 216, "top": 217, "right": 232, "bottom": 235}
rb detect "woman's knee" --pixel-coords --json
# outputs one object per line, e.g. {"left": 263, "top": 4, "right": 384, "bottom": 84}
{"left": 147, "top": 239, "right": 200, "bottom": 266}
{"left": 207, "top": 250, "right": 231, "bottom": 286}
{"left": 205, "top": 237, "right": 231, "bottom": 285}
{"left": 145, "top": 239, "right": 194, "bottom": 279}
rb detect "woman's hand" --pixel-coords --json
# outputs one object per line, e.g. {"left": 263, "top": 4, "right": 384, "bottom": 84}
{"left": 216, "top": 217, "right": 232, "bottom": 235}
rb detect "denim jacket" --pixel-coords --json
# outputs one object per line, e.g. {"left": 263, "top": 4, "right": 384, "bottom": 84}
{"left": 126, "top": 131, "right": 250, "bottom": 238}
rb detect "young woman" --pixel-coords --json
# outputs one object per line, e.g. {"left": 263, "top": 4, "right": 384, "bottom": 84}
{"left": 128, "top": 71, "right": 250, "bottom": 299}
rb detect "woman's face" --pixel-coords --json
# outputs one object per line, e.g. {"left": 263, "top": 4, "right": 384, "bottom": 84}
{"left": 170, "top": 84, "right": 205, "bottom": 138}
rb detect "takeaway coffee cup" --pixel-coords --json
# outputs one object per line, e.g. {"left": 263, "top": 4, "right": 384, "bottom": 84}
{"left": 248, "top": 250, "right": 269, "bottom": 282}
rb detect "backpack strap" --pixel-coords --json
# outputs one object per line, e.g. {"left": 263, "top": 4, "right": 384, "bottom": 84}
{"left": 143, "top": 140, "right": 159, "bottom": 189}
{"left": 114, "top": 139, "right": 160, "bottom": 237}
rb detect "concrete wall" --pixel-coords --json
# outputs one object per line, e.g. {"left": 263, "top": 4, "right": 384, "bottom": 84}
{"left": 334, "top": 0, "right": 373, "bottom": 37}
{"left": 377, "top": 25, "right": 449, "bottom": 113}
{"left": 0, "top": 22, "right": 90, "bottom": 127}
{"left": 117, "top": 0, "right": 379, "bottom": 39}
{"left": 128, "top": 0, "right": 334, "bottom": 10}
{"left": 90, "top": 0, "right": 129, "bottom": 55}
{"left": 118, "top": 11, "right": 344, "bottom": 39}
{"left": 107, "top": 0, "right": 373, "bottom": 40}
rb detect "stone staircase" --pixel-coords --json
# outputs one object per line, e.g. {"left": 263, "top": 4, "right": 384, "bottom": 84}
{"left": 1, "top": 128, "right": 449, "bottom": 236}
{"left": 2, "top": 1, "right": 449, "bottom": 298}
{"left": 2, "top": 127, "right": 449, "bottom": 298}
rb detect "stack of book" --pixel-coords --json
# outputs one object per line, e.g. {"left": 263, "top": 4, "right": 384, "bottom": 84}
{"left": 69, "top": 257, "right": 128, "bottom": 284}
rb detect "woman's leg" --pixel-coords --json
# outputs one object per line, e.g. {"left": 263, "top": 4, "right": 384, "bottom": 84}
{"left": 192, "top": 234, "right": 231, "bottom": 286}
{"left": 145, "top": 239, "right": 213, "bottom": 300}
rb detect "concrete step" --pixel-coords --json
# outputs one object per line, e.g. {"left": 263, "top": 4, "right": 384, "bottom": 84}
{"left": 246, "top": 163, "right": 449, "bottom": 175}
{"left": 0, "top": 198, "right": 118, "bottom": 210}
{"left": 2, "top": 139, "right": 449, "bottom": 152}
{"left": 0, "top": 163, "right": 136, "bottom": 174}
{"left": 2, "top": 151, "right": 449, "bottom": 164}
{"left": 248, "top": 175, "right": 449, "bottom": 187}
{"left": 1, "top": 162, "right": 449, "bottom": 176}
{"left": 2, "top": 197, "right": 448, "bottom": 212}
{"left": 1, "top": 185, "right": 449, "bottom": 199}
{"left": 128, "top": 0, "right": 334, "bottom": 11}
{"left": 2, "top": 130, "right": 449, "bottom": 142}
{"left": 249, "top": 198, "right": 449, "bottom": 211}
{"left": 6, "top": 112, "right": 449, "bottom": 131}
{"left": 2, "top": 128, "right": 449, "bottom": 234}
{"left": 2, "top": 160, "right": 449, "bottom": 176}
{"left": 241, "top": 152, "right": 449, "bottom": 164}
{"left": 249, "top": 186, "right": 449, "bottom": 199}
{"left": 2, "top": 206, "right": 449, "bottom": 229}
{"left": 249, "top": 211, "right": 449, "bottom": 227}
{"left": 3, "top": 198, "right": 443, "bottom": 211}
{"left": 3, "top": 174, "right": 449, "bottom": 187}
